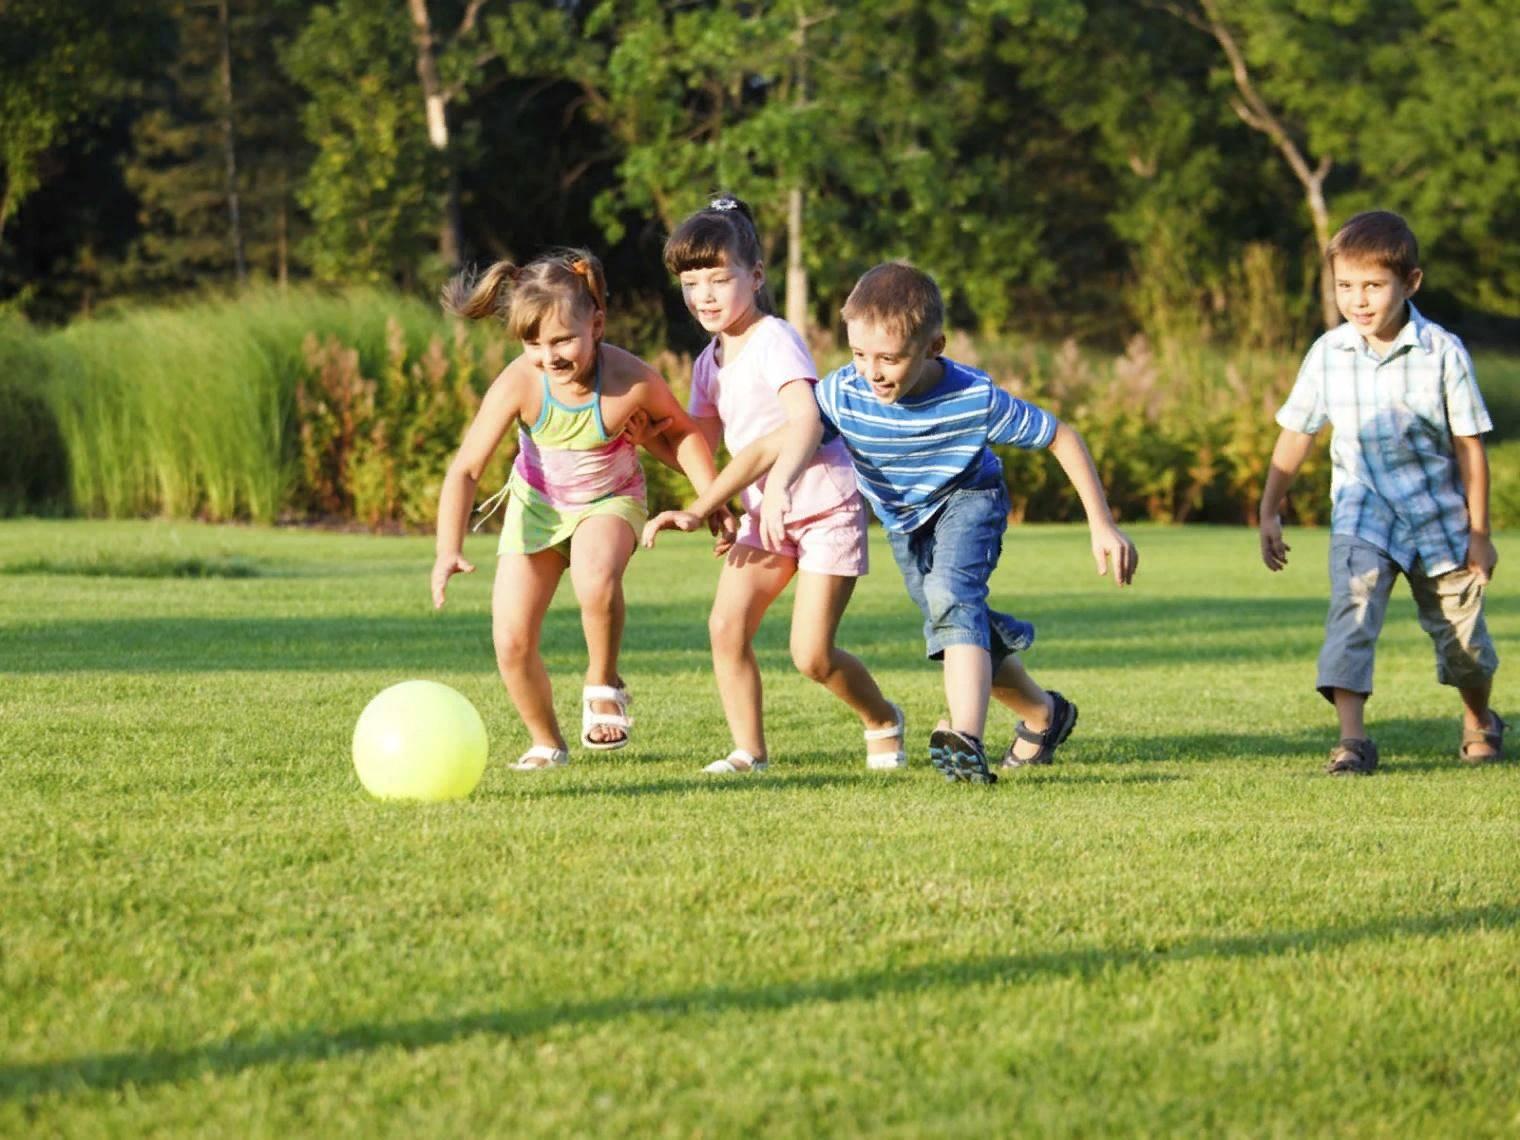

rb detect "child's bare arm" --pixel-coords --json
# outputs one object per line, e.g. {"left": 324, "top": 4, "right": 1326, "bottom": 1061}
{"left": 433, "top": 370, "right": 522, "bottom": 608}
{"left": 758, "top": 381, "right": 826, "bottom": 548}
{"left": 1454, "top": 433, "right": 1497, "bottom": 582}
{"left": 641, "top": 426, "right": 788, "bottom": 549}
{"left": 1046, "top": 420, "right": 1138, "bottom": 586}
{"left": 1258, "top": 428, "right": 1315, "bottom": 572}
{"left": 632, "top": 375, "right": 720, "bottom": 494}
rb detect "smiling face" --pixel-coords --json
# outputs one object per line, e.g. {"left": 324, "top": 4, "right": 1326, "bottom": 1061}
{"left": 678, "top": 253, "right": 764, "bottom": 338}
{"left": 846, "top": 319, "right": 946, "bottom": 405}
{"left": 1333, "top": 254, "right": 1422, "bottom": 351}
{"left": 521, "top": 304, "right": 603, "bottom": 386}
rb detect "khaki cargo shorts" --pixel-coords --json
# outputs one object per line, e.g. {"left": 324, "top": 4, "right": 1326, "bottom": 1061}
{"left": 1317, "top": 534, "right": 1498, "bottom": 700}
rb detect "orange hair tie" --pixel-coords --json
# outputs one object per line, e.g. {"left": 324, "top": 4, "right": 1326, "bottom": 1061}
{"left": 570, "top": 258, "right": 605, "bottom": 312}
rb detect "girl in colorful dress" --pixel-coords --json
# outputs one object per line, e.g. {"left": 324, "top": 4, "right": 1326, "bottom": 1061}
{"left": 432, "top": 249, "right": 719, "bottom": 769}
{"left": 651, "top": 197, "right": 904, "bottom": 773}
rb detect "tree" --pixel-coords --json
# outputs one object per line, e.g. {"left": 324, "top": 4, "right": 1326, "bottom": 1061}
{"left": 286, "top": 0, "right": 440, "bottom": 285}
{"left": 121, "top": 0, "right": 312, "bottom": 295}
{"left": 1155, "top": 0, "right": 1424, "bottom": 330}
{"left": 405, "top": 0, "right": 497, "bottom": 270}
{"left": 483, "top": 0, "right": 1086, "bottom": 335}
{"left": 0, "top": 0, "right": 154, "bottom": 250}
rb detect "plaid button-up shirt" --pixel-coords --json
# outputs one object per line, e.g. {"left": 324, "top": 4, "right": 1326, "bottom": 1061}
{"left": 1276, "top": 303, "right": 1492, "bottom": 576}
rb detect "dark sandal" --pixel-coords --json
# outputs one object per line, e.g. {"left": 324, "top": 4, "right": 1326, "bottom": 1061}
{"left": 1002, "top": 691, "right": 1078, "bottom": 768}
{"left": 929, "top": 728, "right": 996, "bottom": 785}
{"left": 1326, "top": 737, "right": 1379, "bottom": 775}
{"left": 1459, "top": 712, "right": 1506, "bottom": 764}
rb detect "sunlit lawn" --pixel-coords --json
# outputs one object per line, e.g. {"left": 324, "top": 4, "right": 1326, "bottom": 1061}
{"left": 2, "top": 519, "right": 1518, "bottom": 1136}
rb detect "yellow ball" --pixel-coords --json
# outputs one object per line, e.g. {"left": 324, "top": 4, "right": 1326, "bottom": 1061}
{"left": 353, "top": 680, "right": 488, "bottom": 802}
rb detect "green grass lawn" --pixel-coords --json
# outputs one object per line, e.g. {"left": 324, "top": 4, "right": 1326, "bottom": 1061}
{"left": 3, "top": 519, "right": 1518, "bottom": 1136}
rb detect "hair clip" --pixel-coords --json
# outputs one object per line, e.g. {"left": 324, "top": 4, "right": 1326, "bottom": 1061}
{"left": 709, "top": 197, "right": 739, "bottom": 212}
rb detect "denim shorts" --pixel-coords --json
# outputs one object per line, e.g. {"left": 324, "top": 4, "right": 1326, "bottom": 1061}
{"left": 1317, "top": 534, "right": 1498, "bottom": 699}
{"left": 886, "top": 481, "right": 1033, "bottom": 665}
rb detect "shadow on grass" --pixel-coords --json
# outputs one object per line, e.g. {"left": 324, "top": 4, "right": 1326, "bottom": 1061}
{"left": 498, "top": 770, "right": 877, "bottom": 799}
{"left": 5, "top": 902, "right": 1516, "bottom": 1102}
{"left": 2, "top": 596, "right": 1333, "bottom": 674}
{"left": 1090, "top": 717, "right": 1498, "bottom": 773}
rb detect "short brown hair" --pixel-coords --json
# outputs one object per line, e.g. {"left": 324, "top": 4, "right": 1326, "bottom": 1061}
{"left": 840, "top": 262, "right": 944, "bottom": 347}
{"left": 440, "top": 248, "right": 607, "bottom": 341}
{"left": 1326, "top": 210, "right": 1420, "bottom": 280}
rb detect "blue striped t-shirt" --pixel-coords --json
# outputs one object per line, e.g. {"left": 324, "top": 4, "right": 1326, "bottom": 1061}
{"left": 816, "top": 358, "right": 1057, "bottom": 533}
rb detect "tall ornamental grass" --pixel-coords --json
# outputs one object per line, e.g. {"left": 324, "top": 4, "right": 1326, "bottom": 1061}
{"left": 0, "top": 316, "right": 69, "bottom": 516}
{"left": 37, "top": 288, "right": 484, "bottom": 523}
{"left": 7, "top": 287, "right": 1520, "bottom": 528}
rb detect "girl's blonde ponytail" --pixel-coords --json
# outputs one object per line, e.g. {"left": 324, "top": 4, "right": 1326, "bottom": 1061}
{"left": 441, "top": 260, "right": 521, "bottom": 321}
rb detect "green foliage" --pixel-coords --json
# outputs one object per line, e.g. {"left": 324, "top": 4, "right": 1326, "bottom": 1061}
{"left": 29, "top": 287, "right": 482, "bottom": 523}
{"left": 957, "top": 333, "right": 1332, "bottom": 525}
{"left": 294, "top": 316, "right": 509, "bottom": 529}
{"left": 285, "top": 2, "right": 439, "bottom": 285}
{"left": 0, "top": 0, "right": 155, "bottom": 241}
{"left": 0, "top": 315, "right": 68, "bottom": 516}
{"left": 119, "top": 0, "right": 312, "bottom": 294}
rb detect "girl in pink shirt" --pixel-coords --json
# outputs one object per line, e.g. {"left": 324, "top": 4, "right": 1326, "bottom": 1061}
{"left": 653, "top": 196, "right": 904, "bottom": 774}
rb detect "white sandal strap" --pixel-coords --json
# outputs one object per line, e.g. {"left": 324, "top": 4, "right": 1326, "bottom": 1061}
{"left": 512, "top": 745, "right": 568, "bottom": 770}
{"left": 863, "top": 703, "right": 905, "bottom": 741}
{"left": 703, "top": 749, "right": 766, "bottom": 774}
{"left": 582, "top": 684, "right": 631, "bottom": 706}
{"left": 583, "top": 713, "right": 632, "bottom": 729}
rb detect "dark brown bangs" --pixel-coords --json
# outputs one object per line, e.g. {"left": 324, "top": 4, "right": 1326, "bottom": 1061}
{"left": 663, "top": 214, "right": 741, "bottom": 274}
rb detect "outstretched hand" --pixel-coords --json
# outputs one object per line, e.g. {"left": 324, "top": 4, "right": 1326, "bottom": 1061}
{"left": 759, "top": 487, "right": 790, "bottom": 551}
{"left": 708, "top": 505, "right": 738, "bottom": 558}
{"left": 1091, "top": 521, "right": 1138, "bottom": 586}
{"left": 641, "top": 509, "right": 703, "bottom": 549}
{"left": 1260, "top": 516, "right": 1290, "bottom": 572}
{"left": 621, "top": 407, "right": 674, "bottom": 446}
{"left": 431, "top": 552, "right": 475, "bottom": 609}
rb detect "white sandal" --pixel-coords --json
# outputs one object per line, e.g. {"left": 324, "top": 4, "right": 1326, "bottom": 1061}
{"left": 581, "top": 684, "right": 633, "bottom": 751}
{"left": 703, "top": 749, "right": 767, "bottom": 774}
{"left": 512, "top": 745, "right": 569, "bottom": 771}
{"left": 864, "top": 702, "right": 907, "bottom": 769}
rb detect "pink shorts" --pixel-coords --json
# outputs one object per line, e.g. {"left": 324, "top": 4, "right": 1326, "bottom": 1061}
{"left": 734, "top": 493, "right": 869, "bottom": 577}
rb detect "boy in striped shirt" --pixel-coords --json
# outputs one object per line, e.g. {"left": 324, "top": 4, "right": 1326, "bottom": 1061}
{"left": 645, "top": 262, "right": 1137, "bottom": 783}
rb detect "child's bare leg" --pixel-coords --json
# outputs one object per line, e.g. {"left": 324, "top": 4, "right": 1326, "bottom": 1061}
{"left": 790, "top": 571, "right": 899, "bottom": 753}
{"left": 1331, "top": 687, "right": 1368, "bottom": 740}
{"left": 991, "top": 654, "right": 1054, "bottom": 763}
{"left": 709, "top": 547, "right": 794, "bottom": 760}
{"left": 569, "top": 516, "right": 638, "bottom": 745}
{"left": 942, "top": 644, "right": 994, "bottom": 740}
{"left": 1459, "top": 680, "right": 1498, "bottom": 757}
{"left": 493, "top": 551, "right": 569, "bottom": 750}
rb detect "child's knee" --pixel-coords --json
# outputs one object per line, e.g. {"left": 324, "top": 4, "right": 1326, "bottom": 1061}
{"left": 494, "top": 624, "right": 536, "bottom": 668}
{"left": 571, "top": 568, "right": 620, "bottom": 611}
{"left": 708, "top": 607, "right": 748, "bottom": 655}
{"left": 789, "top": 639, "right": 834, "bottom": 684}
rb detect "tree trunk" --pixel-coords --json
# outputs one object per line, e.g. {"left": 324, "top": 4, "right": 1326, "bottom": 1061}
{"left": 785, "top": 9, "right": 811, "bottom": 333}
{"left": 1304, "top": 174, "right": 1337, "bottom": 330}
{"left": 1191, "top": 0, "right": 1340, "bottom": 329}
{"left": 406, "top": 0, "right": 463, "bottom": 270}
{"left": 785, "top": 186, "right": 809, "bottom": 333}
{"left": 217, "top": 0, "right": 247, "bottom": 284}
{"left": 276, "top": 167, "right": 289, "bottom": 289}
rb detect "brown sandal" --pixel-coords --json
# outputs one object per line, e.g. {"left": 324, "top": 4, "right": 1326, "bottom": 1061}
{"left": 1459, "top": 712, "right": 1506, "bottom": 764}
{"left": 1326, "top": 737, "right": 1378, "bottom": 775}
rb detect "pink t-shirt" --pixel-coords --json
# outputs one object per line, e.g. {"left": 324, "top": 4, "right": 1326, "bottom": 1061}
{"left": 688, "top": 315, "right": 857, "bottom": 520}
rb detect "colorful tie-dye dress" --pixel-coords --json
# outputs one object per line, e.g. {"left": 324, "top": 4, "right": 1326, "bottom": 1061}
{"left": 494, "top": 365, "right": 648, "bottom": 557}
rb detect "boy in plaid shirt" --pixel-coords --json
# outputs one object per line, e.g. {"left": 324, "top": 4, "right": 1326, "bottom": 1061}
{"left": 1259, "top": 210, "right": 1502, "bottom": 774}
